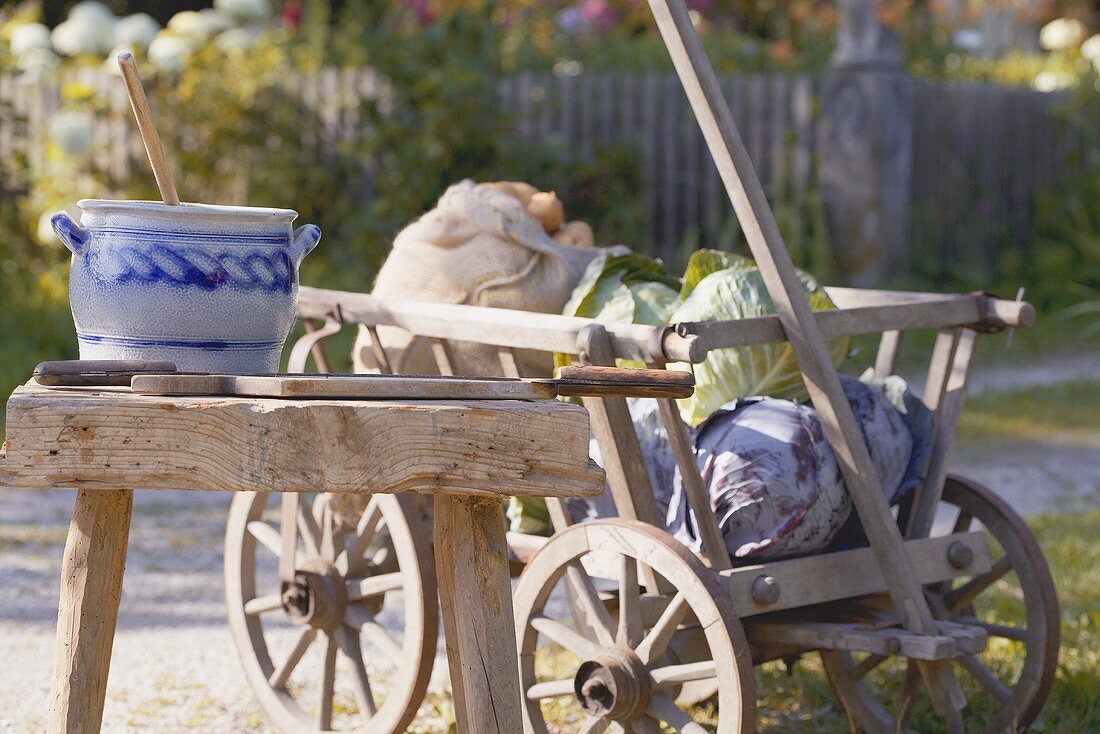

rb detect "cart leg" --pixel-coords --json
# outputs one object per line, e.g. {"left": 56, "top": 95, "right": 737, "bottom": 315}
{"left": 433, "top": 495, "right": 523, "bottom": 734}
{"left": 47, "top": 488, "right": 133, "bottom": 734}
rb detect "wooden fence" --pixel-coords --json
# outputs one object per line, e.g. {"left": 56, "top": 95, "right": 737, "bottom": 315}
{"left": 0, "top": 69, "right": 1087, "bottom": 281}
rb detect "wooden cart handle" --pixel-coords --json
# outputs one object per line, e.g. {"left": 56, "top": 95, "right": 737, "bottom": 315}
{"left": 554, "top": 365, "right": 694, "bottom": 399}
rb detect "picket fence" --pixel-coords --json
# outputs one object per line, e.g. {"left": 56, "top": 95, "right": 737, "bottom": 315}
{"left": 0, "top": 68, "right": 1085, "bottom": 279}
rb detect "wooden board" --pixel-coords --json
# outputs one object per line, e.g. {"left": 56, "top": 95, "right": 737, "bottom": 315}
{"left": 130, "top": 373, "right": 558, "bottom": 400}
{"left": 1, "top": 382, "right": 604, "bottom": 499}
{"left": 722, "top": 531, "right": 992, "bottom": 617}
{"left": 126, "top": 366, "right": 693, "bottom": 400}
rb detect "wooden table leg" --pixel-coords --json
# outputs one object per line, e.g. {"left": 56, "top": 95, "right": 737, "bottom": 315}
{"left": 48, "top": 488, "right": 134, "bottom": 734}
{"left": 433, "top": 495, "right": 523, "bottom": 734}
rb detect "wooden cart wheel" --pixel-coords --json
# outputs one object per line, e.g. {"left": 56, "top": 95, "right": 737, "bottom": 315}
{"left": 225, "top": 492, "right": 438, "bottom": 733}
{"left": 514, "top": 519, "right": 756, "bottom": 733}
{"left": 822, "top": 474, "right": 1059, "bottom": 733}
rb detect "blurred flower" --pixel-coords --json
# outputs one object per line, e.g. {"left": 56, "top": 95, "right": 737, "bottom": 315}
{"left": 215, "top": 0, "right": 272, "bottom": 23}
{"left": 39, "top": 210, "right": 61, "bottom": 246}
{"left": 555, "top": 6, "right": 591, "bottom": 35}
{"left": 9, "top": 23, "right": 53, "bottom": 56}
{"left": 581, "top": 0, "right": 617, "bottom": 34}
{"left": 168, "top": 10, "right": 232, "bottom": 38}
{"left": 1033, "top": 70, "right": 1076, "bottom": 91}
{"left": 114, "top": 14, "right": 161, "bottom": 48}
{"left": 68, "top": 1, "right": 115, "bottom": 25}
{"left": 102, "top": 44, "right": 134, "bottom": 75}
{"left": 1081, "top": 34, "right": 1100, "bottom": 64}
{"left": 952, "top": 28, "right": 983, "bottom": 52}
{"left": 788, "top": 1, "right": 813, "bottom": 24}
{"left": 216, "top": 27, "right": 259, "bottom": 54}
{"left": 15, "top": 47, "right": 60, "bottom": 73}
{"left": 766, "top": 40, "right": 794, "bottom": 63}
{"left": 1040, "top": 18, "right": 1086, "bottom": 51}
{"left": 877, "top": 2, "right": 902, "bottom": 28}
{"left": 553, "top": 59, "right": 584, "bottom": 76}
{"left": 199, "top": 9, "right": 234, "bottom": 35}
{"left": 51, "top": 17, "right": 114, "bottom": 56}
{"left": 147, "top": 32, "right": 192, "bottom": 71}
{"left": 50, "top": 111, "right": 94, "bottom": 158}
{"left": 281, "top": 0, "right": 305, "bottom": 30}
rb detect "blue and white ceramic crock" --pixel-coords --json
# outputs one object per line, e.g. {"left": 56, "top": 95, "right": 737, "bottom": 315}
{"left": 51, "top": 200, "right": 321, "bottom": 373}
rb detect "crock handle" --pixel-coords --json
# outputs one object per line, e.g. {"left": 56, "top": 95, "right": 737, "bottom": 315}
{"left": 291, "top": 224, "right": 321, "bottom": 263}
{"left": 51, "top": 212, "right": 90, "bottom": 255}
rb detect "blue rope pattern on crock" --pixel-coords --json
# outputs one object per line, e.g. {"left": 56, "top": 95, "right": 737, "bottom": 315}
{"left": 83, "top": 245, "right": 294, "bottom": 293}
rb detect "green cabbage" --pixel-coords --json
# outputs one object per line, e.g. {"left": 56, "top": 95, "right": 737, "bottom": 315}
{"left": 562, "top": 252, "right": 681, "bottom": 325}
{"left": 556, "top": 248, "right": 848, "bottom": 425}
{"left": 557, "top": 253, "right": 681, "bottom": 368}
{"left": 670, "top": 250, "right": 849, "bottom": 425}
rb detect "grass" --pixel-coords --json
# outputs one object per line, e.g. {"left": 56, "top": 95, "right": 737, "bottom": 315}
{"left": 957, "top": 379, "right": 1100, "bottom": 446}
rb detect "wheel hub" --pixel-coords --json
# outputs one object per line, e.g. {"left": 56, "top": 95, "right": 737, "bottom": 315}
{"left": 574, "top": 646, "right": 651, "bottom": 721}
{"left": 281, "top": 557, "right": 346, "bottom": 630}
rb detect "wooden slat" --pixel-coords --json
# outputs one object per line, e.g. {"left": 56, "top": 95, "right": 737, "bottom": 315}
{"left": 723, "top": 531, "right": 991, "bottom": 617}
{"left": 296, "top": 286, "right": 660, "bottom": 362}
{"left": 576, "top": 325, "right": 663, "bottom": 528}
{"left": 873, "top": 330, "right": 903, "bottom": 380}
{"left": 907, "top": 329, "right": 979, "bottom": 539}
{"left": 643, "top": 9, "right": 967, "bottom": 713}
{"left": 656, "top": 399, "right": 731, "bottom": 570}
{"left": 2, "top": 382, "right": 603, "bottom": 499}
{"left": 744, "top": 620, "right": 987, "bottom": 660}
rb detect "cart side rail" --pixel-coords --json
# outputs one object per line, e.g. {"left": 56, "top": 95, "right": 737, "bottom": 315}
{"left": 296, "top": 285, "right": 1034, "bottom": 366}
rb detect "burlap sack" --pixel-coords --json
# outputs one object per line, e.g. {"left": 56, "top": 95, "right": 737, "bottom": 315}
{"left": 353, "top": 179, "right": 605, "bottom": 378}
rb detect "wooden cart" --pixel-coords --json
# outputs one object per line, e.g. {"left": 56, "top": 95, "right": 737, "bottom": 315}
{"left": 223, "top": 2, "right": 1059, "bottom": 731}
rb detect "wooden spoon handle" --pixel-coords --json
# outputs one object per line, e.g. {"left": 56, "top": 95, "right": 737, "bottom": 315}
{"left": 117, "top": 52, "right": 180, "bottom": 206}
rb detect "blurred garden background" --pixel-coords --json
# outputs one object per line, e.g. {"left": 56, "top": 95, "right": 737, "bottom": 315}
{"left": 1, "top": 0, "right": 1099, "bottom": 402}
{"left": 1, "top": 1, "right": 1099, "bottom": 731}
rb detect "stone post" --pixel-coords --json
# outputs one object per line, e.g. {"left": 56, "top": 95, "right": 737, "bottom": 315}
{"left": 817, "top": 0, "right": 913, "bottom": 285}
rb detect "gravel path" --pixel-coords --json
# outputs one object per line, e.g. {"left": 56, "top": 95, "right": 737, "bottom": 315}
{"left": 1, "top": 355, "right": 1096, "bottom": 733}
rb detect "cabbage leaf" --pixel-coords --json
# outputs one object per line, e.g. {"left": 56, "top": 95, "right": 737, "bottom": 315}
{"left": 670, "top": 250, "right": 849, "bottom": 425}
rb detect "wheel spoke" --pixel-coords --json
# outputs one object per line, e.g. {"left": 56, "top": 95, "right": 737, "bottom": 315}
{"left": 635, "top": 591, "right": 688, "bottom": 665}
{"left": 646, "top": 692, "right": 707, "bottom": 733}
{"left": 320, "top": 496, "right": 335, "bottom": 559}
{"left": 631, "top": 717, "right": 664, "bottom": 734}
{"left": 958, "top": 654, "right": 1013, "bottom": 702}
{"left": 343, "top": 605, "right": 403, "bottom": 663}
{"left": 650, "top": 660, "right": 717, "bottom": 688}
{"left": 616, "top": 554, "right": 643, "bottom": 648}
{"left": 525, "top": 678, "right": 575, "bottom": 701}
{"left": 247, "top": 521, "right": 284, "bottom": 557}
{"left": 566, "top": 562, "right": 616, "bottom": 647}
{"left": 318, "top": 632, "right": 337, "bottom": 729}
{"left": 946, "top": 556, "right": 1012, "bottom": 612}
{"left": 896, "top": 660, "right": 919, "bottom": 730}
{"left": 848, "top": 653, "right": 888, "bottom": 681}
{"left": 243, "top": 593, "right": 283, "bottom": 616}
{"left": 336, "top": 626, "right": 377, "bottom": 720}
{"left": 954, "top": 615, "right": 1028, "bottom": 642}
{"left": 298, "top": 501, "right": 322, "bottom": 557}
{"left": 361, "top": 620, "right": 404, "bottom": 663}
{"left": 530, "top": 614, "right": 604, "bottom": 660}
{"left": 952, "top": 508, "right": 973, "bottom": 534}
{"left": 268, "top": 627, "right": 318, "bottom": 689}
{"left": 347, "top": 572, "right": 404, "bottom": 601}
{"left": 579, "top": 716, "right": 610, "bottom": 734}
{"left": 338, "top": 497, "right": 384, "bottom": 573}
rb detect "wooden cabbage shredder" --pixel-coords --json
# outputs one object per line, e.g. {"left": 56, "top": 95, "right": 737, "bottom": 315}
{"left": 648, "top": 0, "right": 975, "bottom": 726}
